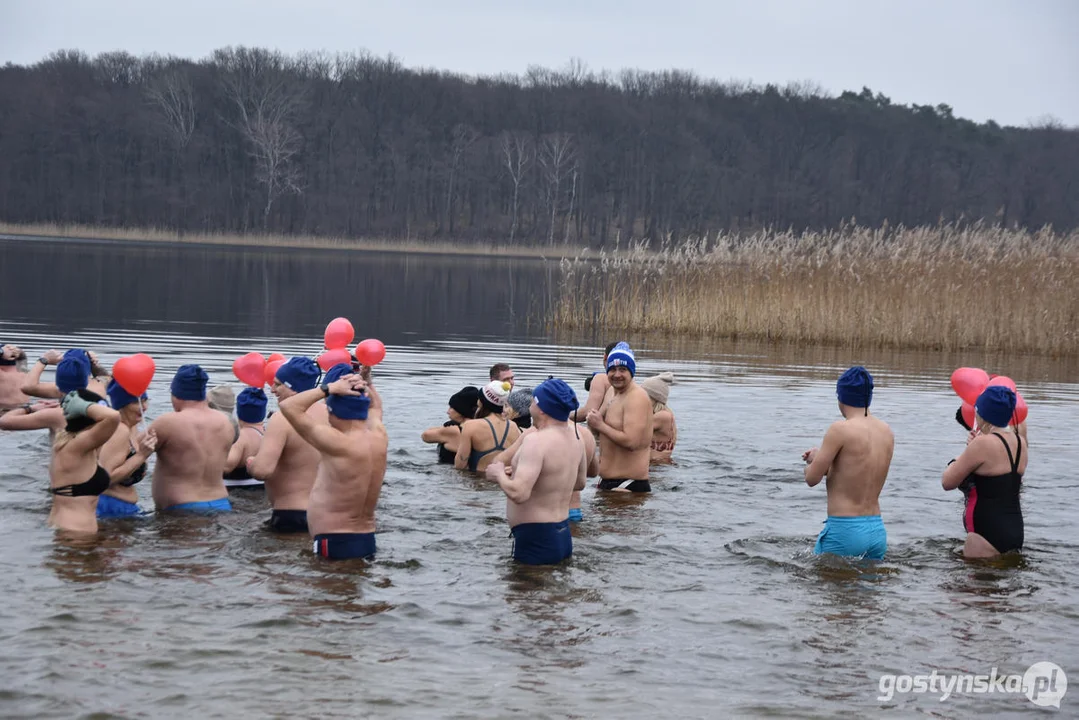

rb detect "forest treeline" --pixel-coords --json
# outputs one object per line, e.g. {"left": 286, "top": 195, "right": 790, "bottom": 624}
{"left": 1, "top": 48, "right": 1077, "bottom": 246}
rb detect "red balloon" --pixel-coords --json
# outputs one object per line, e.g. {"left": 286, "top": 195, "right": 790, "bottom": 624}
{"left": 355, "top": 339, "right": 386, "bottom": 367}
{"left": 950, "top": 367, "right": 990, "bottom": 405}
{"left": 986, "top": 375, "right": 1018, "bottom": 393}
{"left": 267, "top": 353, "right": 286, "bottom": 364}
{"left": 317, "top": 348, "right": 352, "bottom": 371}
{"left": 324, "top": 317, "right": 355, "bottom": 350}
{"left": 1013, "top": 391, "right": 1029, "bottom": 425}
{"left": 233, "top": 352, "right": 266, "bottom": 388}
{"left": 265, "top": 359, "right": 285, "bottom": 386}
{"left": 113, "top": 353, "right": 156, "bottom": 396}
{"left": 960, "top": 401, "right": 975, "bottom": 430}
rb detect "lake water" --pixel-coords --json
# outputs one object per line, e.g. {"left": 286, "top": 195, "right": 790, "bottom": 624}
{"left": 1, "top": 238, "right": 1077, "bottom": 718}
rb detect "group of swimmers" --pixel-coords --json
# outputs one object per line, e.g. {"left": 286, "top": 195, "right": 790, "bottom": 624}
{"left": 0, "top": 339, "right": 1027, "bottom": 565}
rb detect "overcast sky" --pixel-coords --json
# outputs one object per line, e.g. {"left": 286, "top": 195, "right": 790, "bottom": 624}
{"left": 2, "top": 0, "right": 1076, "bottom": 127}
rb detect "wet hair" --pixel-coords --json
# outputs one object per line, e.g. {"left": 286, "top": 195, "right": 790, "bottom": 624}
{"left": 489, "top": 363, "right": 511, "bottom": 381}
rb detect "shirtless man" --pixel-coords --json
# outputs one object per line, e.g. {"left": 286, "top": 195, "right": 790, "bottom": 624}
{"left": 485, "top": 378, "right": 586, "bottom": 564}
{"left": 802, "top": 366, "right": 893, "bottom": 559}
{"left": 246, "top": 356, "right": 323, "bottom": 533}
{"left": 279, "top": 363, "right": 387, "bottom": 561}
{"left": 489, "top": 363, "right": 515, "bottom": 389}
{"left": 569, "top": 341, "right": 618, "bottom": 424}
{"left": 148, "top": 365, "right": 235, "bottom": 513}
{"left": 0, "top": 343, "right": 31, "bottom": 410}
{"left": 586, "top": 343, "right": 653, "bottom": 492}
{"left": 0, "top": 347, "right": 64, "bottom": 433}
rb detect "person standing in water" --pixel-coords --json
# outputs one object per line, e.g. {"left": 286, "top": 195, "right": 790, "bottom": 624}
{"left": 97, "top": 380, "right": 155, "bottom": 518}
{"left": 223, "top": 387, "right": 267, "bottom": 492}
{"left": 802, "top": 366, "right": 893, "bottom": 559}
{"left": 148, "top": 365, "right": 234, "bottom": 513}
{"left": 49, "top": 388, "right": 121, "bottom": 533}
{"left": 569, "top": 341, "right": 619, "bottom": 424}
{"left": 489, "top": 363, "right": 515, "bottom": 389}
{"left": 246, "top": 357, "right": 324, "bottom": 533}
{"left": 278, "top": 363, "right": 387, "bottom": 560}
{"left": 0, "top": 343, "right": 32, "bottom": 411}
{"left": 640, "top": 372, "right": 677, "bottom": 463}
{"left": 942, "top": 385, "right": 1026, "bottom": 558}
{"left": 421, "top": 386, "right": 480, "bottom": 464}
{"left": 587, "top": 343, "right": 653, "bottom": 492}
{"left": 455, "top": 381, "right": 520, "bottom": 474}
{"left": 485, "top": 378, "right": 586, "bottom": 565}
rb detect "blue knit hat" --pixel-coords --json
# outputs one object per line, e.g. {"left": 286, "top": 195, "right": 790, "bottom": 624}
{"left": 533, "top": 378, "right": 579, "bottom": 422}
{"left": 975, "top": 386, "right": 1017, "bottom": 428}
{"left": 236, "top": 387, "right": 268, "bottom": 423}
{"left": 171, "top": 364, "right": 208, "bottom": 401}
{"left": 55, "top": 349, "right": 92, "bottom": 393}
{"left": 106, "top": 378, "right": 146, "bottom": 411}
{"left": 323, "top": 363, "right": 370, "bottom": 420}
{"left": 606, "top": 342, "right": 636, "bottom": 377}
{"left": 836, "top": 366, "right": 873, "bottom": 409}
{"left": 275, "top": 356, "right": 320, "bottom": 392}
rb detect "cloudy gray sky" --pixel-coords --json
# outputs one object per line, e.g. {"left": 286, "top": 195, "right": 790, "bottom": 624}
{"left": 2, "top": 0, "right": 1076, "bottom": 127}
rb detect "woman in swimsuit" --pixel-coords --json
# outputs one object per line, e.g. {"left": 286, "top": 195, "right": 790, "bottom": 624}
{"left": 640, "top": 372, "right": 677, "bottom": 463}
{"left": 455, "top": 381, "right": 520, "bottom": 474}
{"left": 422, "top": 386, "right": 480, "bottom": 464}
{"left": 224, "top": 387, "right": 268, "bottom": 491}
{"left": 97, "top": 380, "right": 156, "bottom": 518}
{"left": 49, "top": 389, "right": 121, "bottom": 533}
{"left": 942, "top": 385, "right": 1027, "bottom": 558}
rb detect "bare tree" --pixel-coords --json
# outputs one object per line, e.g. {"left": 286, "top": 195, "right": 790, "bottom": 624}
{"left": 445, "top": 123, "right": 479, "bottom": 235}
{"left": 214, "top": 47, "right": 305, "bottom": 227}
{"left": 145, "top": 66, "right": 196, "bottom": 152}
{"left": 500, "top": 131, "right": 533, "bottom": 243}
{"left": 539, "top": 132, "right": 577, "bottom": 245}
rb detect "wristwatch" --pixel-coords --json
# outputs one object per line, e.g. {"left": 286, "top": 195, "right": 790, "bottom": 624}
{"left": 319, "top": 381, "right": 330, "bottom": 397}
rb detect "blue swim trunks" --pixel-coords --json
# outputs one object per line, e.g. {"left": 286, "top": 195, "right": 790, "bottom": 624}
{"left": 814, "top": 515, "right": 887, "bottom": 559}
{"left": 568, "top": 508, "right": 583, "bottom": 522}
{"left": 97, "top": 495, "right": 141, "bottom": 518}
{"left": 313, "top": 533, "right": 376, "bottom": 560}
{"left": 164, "top": 497, "right": 233, "bottom": 514}
{"left": 511, "top": 519, "right": 573, "bottom": 565}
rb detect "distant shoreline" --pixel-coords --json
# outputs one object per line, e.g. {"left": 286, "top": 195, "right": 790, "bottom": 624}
{"left": 0, "top": 222, "right": 594, "bottom": 261}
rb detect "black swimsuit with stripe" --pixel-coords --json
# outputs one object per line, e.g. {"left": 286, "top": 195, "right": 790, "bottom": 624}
{"left": 962, "top": 432, "right": 1024, "bottom": 553}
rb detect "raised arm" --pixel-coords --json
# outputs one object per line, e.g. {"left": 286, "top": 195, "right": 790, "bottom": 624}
{"left": 247, "top": 412, "right": 288, "bottom": 479}
{"left": 65, "top": 402, "right": 121, "bottom": 455}
{"left": 22, "top": 350, "right": 64, "bottom": 399}
{"left": 804, "top": 422, "right": 843, "bottom": 487}
{"left": 279, "top": 381, "right": 356, "bottom": 457}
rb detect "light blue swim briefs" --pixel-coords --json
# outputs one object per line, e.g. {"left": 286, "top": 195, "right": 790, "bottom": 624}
{"left": 568, "top": 508, "right": 583, "bottom": 522}
{"left": 814, "top": 515, "right": 887, "bottom": 559}
{"left": 164, "top": 497, "right": 233, "bottom": 514}
{"left": 97, "top": 494, "right": 142, "bottom": 518}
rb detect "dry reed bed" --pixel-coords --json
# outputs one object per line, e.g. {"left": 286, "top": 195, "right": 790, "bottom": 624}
{"left": 0, "top": 222, "right": 591, "bottom": 260}
{"left": 554, "top": 224, "right": 1079, "bottom": 355}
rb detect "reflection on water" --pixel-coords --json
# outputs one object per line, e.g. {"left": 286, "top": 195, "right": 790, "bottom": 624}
{"left": 0, "top": 241, "right": 1077, "bottom": 716}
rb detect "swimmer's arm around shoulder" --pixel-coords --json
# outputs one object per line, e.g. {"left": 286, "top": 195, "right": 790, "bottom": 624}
{"left": 804, "top": 422, "right": 842, "bottom": 487}
{"left": 498, "top": 438, "right": 541, "bottom": 503}
{"left": 454, "top": 423, "right": 474, "bottom": 470}
{"left": 421, "top": 424, "right": 457, "bottom": 444}
{"left": 248, "top": 414, "right": 287, "bottom": 479}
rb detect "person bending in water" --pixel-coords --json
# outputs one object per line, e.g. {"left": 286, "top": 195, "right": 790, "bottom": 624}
{"left": 97, "top": 380, "right": 155, "bottom": 518}
{"left": 148, "top": 365, "right": 234, "bottom": 513}
{"left": 49, "top": 389, "right": 121, "bottom": 533}
{"left": 279, "top": 363, "right": 387, "bottom": 560}
{"left": 247, "top": 357, "right": 324, "bottom": 533}
{"left": 942, "top": 385, "right": 1026, "bottom": 558}
{"left": 802, "top": 366, "right": 893, "bottom": 560}
{"left": 455, "top": 380, "right": 520, "bottom": 474}
{"left": 569, "top": 341, "right": 619, "bottom": 424}
{"left": 485, "top": 378, "right": 586, "bottom": 564}
{"left": 421, "top": 386, "right": 480, "bottom": 464}
{"left": 641, "top": 372, "right": 677, "bottom": 463}
{"left": 587, "top": 343, "right": 653, "bottom": 492}
{"left": 223, "top": 387, "right": 267, "bottom": 492}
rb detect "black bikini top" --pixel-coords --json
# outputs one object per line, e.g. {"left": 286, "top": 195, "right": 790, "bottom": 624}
{"left": 51, "top": 465, "right": 111, "bottom": 497}
{"left": 117, "top": 446, "right": 147, "bottom": 487}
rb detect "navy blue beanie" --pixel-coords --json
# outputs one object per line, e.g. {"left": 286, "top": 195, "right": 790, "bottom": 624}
{"left": 533, "top": 378, "right": 579, "bottom": 422}
{"left": 236, "top": 387, "right": 268, "bottom": 423}
{"left": 55, "top": 349, "right": 91, "bottom": 393}
{"left": 107, "top": 378, "right": 146, "bottom": 411}
{"left": 275, "top": 356, "right": 320, "bottom": 393}
{"left": 836, "top": 366, "right": 873, "bottom": 408}
{"left": 324, "top": 363, "right": 370, "bottom": 420}
{"left": 975, "top": 386, "right": 1016, "bottom": 428}
{"left": 171, "top": 364, "right": 208, "bottom": 401}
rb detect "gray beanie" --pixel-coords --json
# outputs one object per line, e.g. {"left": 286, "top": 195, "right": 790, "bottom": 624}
{"left": 506, "top": 387, "right": 534, "bottom": 417}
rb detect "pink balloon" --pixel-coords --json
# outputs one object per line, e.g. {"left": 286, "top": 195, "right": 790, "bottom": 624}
{"left": 324, "top": 318, "right": 355, "bottom": 350}
{"left": 950, "top": 367, "right": 990, "bottom": 405}
{"left": 355, "top": 339, "right": 386, "bottom": 367}
{"left": 233, "top": 353, "right": 266, "bottom": 388}
{"left": 960, "top": 401, "right": 975, "bottom": 430}
{"left": 1013, "top": 392, "right": 1028, "bottom": 425}
{"left": 113, "top": 353, "right": 156, "bottom": 396}
{"left": 986, "top": 375, "right": 1017, "bottom": 393}
{"left": 317, "top": 348, "right": 352, "bottom": 371}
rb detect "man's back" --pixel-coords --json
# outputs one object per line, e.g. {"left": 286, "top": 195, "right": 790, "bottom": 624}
{"left": 826, "top": 415, "right": 894, "bottom": 517}
{"left": 308, "top": 422, "right": 388, "bottom": 536}
{"left": 509, "top": 428, "right": 582, "bottom": 526}
{"left": 152, "top": 407, "right": 233, "bottom": 507}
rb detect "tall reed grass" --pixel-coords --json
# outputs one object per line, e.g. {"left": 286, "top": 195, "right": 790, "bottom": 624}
{"left": 553, "top": 223, "right": 1079, "bottom": 355}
